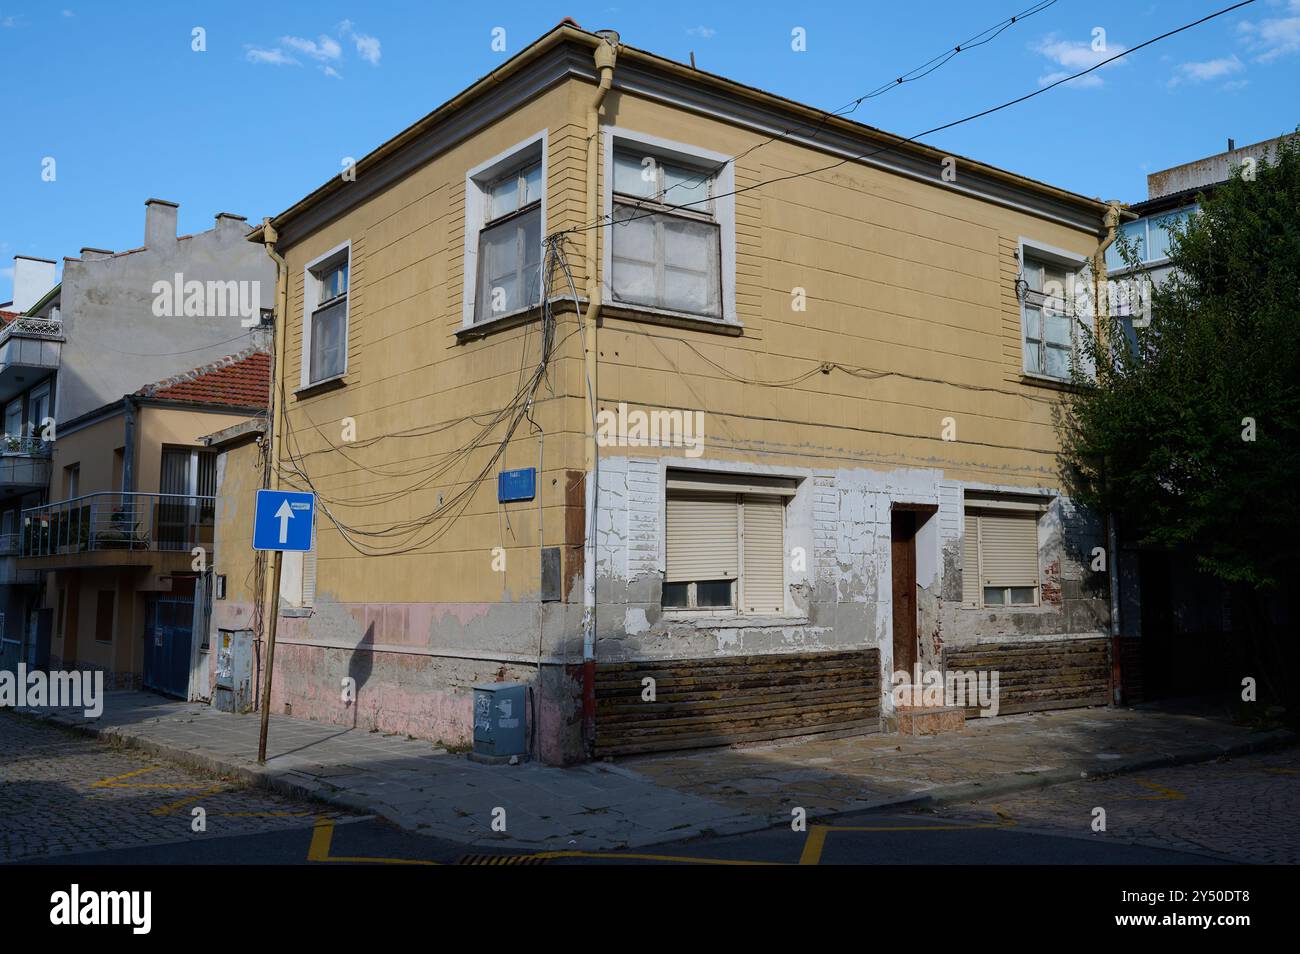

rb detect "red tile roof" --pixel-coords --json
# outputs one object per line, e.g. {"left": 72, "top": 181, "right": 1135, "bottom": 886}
{"left": 0, "top": 310, "right": 21, "bottom": 325}
{"left": 136, "top": 348, "right": 271, "bottom": 409}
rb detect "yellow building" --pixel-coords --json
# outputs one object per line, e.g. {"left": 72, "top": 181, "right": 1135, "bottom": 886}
{"left": 22, "top": 350, "right": 269, "bottom": 697}
{"left": 237, "top": 23, "right": 1120, "bottom": 763}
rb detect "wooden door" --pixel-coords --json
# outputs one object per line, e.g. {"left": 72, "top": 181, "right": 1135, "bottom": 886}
{"left": 891, "top": 511, "right": 917, "bottom": 679}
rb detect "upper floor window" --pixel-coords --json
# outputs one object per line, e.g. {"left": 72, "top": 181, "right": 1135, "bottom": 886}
{"left": 1020, "top": 250, "right": 1093, "bottom": 382}
{"left": 474, "top": 160, "right": 543, "bottom": 322}
{"left": 1104, "top": 204, "right": 1198, "bottom": 271}
{"left": 303, "top": 243, "right": 350, "bottom": 387}
{"left": 610, "top": 148, "right": 723, "bottom": 319}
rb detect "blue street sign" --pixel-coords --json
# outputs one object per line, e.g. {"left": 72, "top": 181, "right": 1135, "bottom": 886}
{"left": 252, "top": 490, "right": 316, "bottom": 552}
{"left": 498, "top": 467, "right": 536, "bottom": 502}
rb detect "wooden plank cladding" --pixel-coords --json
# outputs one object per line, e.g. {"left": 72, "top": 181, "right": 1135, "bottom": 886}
{"left": 942, "top": 638, "right": 1111, "bottom": 716}
{"left": 593, "top": 648, "right": 881, "bottom": 757}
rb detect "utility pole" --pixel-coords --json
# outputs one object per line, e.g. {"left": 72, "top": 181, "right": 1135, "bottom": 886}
{"left": 257, "top": 550, "right": 282, "bottom": 763}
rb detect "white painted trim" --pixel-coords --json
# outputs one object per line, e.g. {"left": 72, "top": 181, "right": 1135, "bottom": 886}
{"left": 462, "top": 130, "right": 549, "bottom": 328}
{"left": 301, "top": 239, "right": 352, "bottom": 389}
{"left": 602, "top": 126, "right": 738, "bottom": 325}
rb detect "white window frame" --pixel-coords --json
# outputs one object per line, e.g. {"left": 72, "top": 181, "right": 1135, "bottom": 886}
{"left": 301, "top": 240, "right": 352, "bottom": 390}
{"left": 1018, "top": 238, "right": 1092, "bottom": 383}
{"left": 603, "top": 128, "right": 737, "bottom": 325}
{"left": 462, "top": 131, "right": 548, "bottom": 328}
{"left": 660, "top": 473, "right": 793, "bottom": 617}
{"left": 27, "top": 381, "right": 51, "bottom": 441}
{"left": 962, "top": 494, "right": 1048, "bottom": 609}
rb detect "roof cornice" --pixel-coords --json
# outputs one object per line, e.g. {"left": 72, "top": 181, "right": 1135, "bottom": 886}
{"left": 254, "top": 24, "right": 1109, "bottom": 248}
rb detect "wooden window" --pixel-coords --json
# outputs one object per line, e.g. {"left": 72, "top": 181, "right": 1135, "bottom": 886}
{"left": 95, "top": 590, "right": 115, "bottom": 644}
{"left": 611, "top": 148, "right": 722, "bottom": 318}
{"left": 964, "top": 508, "right": 1040, "bottom": 607}
{"left": 303, "top": 243, "right": 351, "bottom": 387}
{"left": 474, "top": 159, "right": 543, "bottom": 322}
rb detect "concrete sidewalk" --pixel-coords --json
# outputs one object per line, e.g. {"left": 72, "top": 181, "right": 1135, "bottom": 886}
{"left": 10, "top": 691, "right": 1291, "bottom": 852}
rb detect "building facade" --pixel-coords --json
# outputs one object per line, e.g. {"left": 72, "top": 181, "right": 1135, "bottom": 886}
{"left": 233, "top": 23, "right": 1122, "bottom": 764}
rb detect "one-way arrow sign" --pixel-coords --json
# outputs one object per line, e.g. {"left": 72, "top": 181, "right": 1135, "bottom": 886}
{"left": 253, "top": 490, "right": 316, "bottom": 552}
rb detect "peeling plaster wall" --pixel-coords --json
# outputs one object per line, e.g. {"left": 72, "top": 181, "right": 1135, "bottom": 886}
{"left": 593, "top": 455, "right": 1109, "bottom": 706}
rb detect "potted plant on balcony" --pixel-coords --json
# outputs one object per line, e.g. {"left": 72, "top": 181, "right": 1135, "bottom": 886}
{"left": 98, "top": 506, "right": 147, "bottom": 550}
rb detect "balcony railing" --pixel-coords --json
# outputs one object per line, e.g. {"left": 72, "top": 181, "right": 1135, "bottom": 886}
{"left": 0, "top": 434, "right": 52, "bottom": 457}
{"left": 0, "top": 317, "right": 64, "bottom": 345}
{"left": 20, "top": 492, "right": 215, "bottom": 559}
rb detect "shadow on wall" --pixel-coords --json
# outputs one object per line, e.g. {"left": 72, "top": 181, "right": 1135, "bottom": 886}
{"left": 346, "top": 622, "right": 375, "bottom": 729}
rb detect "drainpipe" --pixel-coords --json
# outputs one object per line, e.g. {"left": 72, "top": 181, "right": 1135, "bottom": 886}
{"left": 256, "top": 218, "right": 289, "bottom": 763}
{"left": 581, "top": 30, "right": 619, "bottom": 756}
{"left": 1093, "top": 200, "right": 1125, "bottom": 703}
{"left": 121, "top": 396, "right": 137, "bottom": 493}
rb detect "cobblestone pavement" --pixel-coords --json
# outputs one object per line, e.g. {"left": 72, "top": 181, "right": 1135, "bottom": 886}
{"left": 0, "top": 711, "right": 347, "bottom": 863}
{"left": 919, "top": 746, "right": 1300, "bottom": 864}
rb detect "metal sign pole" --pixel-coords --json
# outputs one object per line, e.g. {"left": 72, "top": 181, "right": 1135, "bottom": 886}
{"left": 257, "top": 550, "right": 283, "bottom": 764}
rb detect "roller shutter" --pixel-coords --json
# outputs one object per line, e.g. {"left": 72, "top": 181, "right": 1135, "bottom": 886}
{"left": 666, "top": 492, "right": 738, "bottom": 583}
{"left": 741, "top": 495, "right": 785, "bottom": 614}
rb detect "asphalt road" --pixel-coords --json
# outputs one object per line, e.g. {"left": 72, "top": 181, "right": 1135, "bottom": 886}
{"left": 4, "top": 712, "right": 1294, "bottom": 866}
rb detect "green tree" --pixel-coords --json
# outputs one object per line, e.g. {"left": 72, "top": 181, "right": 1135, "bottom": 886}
{"left": 1057, "top": 132, "right": 1299, "bottom": 708}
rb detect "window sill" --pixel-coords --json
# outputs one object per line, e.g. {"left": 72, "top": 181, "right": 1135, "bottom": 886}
{"left": 455, "top": 304, "right": 545, "bottom": 342}
{"left": 295, "top": 375, "right": 347, "bottom": 400}
{"left": 279, "top": 606, "right": 314, "bottom": 618}
{"left": 601, "top": 302, "right": 743, "bottom": 336}
{"left": 1019, "top": 371, "right": 1081, "bottom": 393}
{"left": 661, "top": 611, "right": 810, "bottom": 628}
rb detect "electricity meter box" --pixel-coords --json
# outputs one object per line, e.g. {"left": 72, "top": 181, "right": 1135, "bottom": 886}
{"left": 214, "top": 628, "right": 255, "bottom": 713}
{"left": 471, "top": 682, "right": 528, "bottom": 759}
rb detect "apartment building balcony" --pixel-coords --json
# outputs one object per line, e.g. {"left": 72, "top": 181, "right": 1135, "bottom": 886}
{"left": 18, "top": 491, "right": 215, "bottom": 572}
{"left": 0, "top": 317, "right": 62, "bottom": 403}
{"left": 0, "top": 435, "right": 53, "bottom": 493}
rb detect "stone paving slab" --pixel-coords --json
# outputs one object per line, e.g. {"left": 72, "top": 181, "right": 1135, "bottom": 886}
{"left": 13, "top": 692, "right": 767, "bottom": 852}
{"left": 622, "top": 701, "right": 1294, "bottom": 823}
{"left": 12, "top": 691, "right": 1290, "bottom": 852}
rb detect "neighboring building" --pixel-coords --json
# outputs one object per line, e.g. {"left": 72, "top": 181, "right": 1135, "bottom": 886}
{"left": 235, "top": 22, "right": 1123, "bottom": 764}
{"left": 18, "top": 349, "right": 269, "bottom": 696}
{"left": 1102, "top": 133, "right": 1296, "bottom": 702}
{"left": 0, "top": 198, "right": 274, "bottom": 678}
{"left": 0, "top": 256, "right": 63, "bottom": 672}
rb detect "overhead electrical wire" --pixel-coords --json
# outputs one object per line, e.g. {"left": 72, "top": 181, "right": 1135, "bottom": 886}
{"left": 277, "top": 0, "right": 1255, "bottom": 553}
{"left": 566, "top": 0, "right": 1258, "bottom": 237}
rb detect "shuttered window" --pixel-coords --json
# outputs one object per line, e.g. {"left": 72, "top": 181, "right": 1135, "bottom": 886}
{"left": 964, "top": 509, "right": 1040, "bottom": 607}
{"left": 742, "top": 495, "right": 785, "bottom": 614}
{"left": 664, "top": 486, "right": 787, "bottom": 614}
{"left": 665, "top": 493, "right": 737, "bottom": 583}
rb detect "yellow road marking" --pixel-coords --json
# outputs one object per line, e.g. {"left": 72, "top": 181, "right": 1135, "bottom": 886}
{"left": 1263, "top": 767, "right": 1298, "bottom": 776}
{"left": 91, "top": 766, "right": 209, "bottom": 791}
{"left": 798, "top": 818, "right": 1017, "bottom": 866}
{"left": 216, "top": 811, "right": 315, "bottom": 817}
{"left": 1132, "top": 779, "right": 1186, "bottom": 801}
{"left": 150, "top": 784, "right": 228, "bottom": 816}
{"left": 307, "top": 817, "right": 438, "bottom": 865}
{"left": 530, "top": 850, "right": 778, "bottom": 865}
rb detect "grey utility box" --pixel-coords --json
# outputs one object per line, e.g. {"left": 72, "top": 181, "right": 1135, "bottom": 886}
{"left": 472, "top": 682, "right": 528, "bottom": 759}
{"left": 213, "top": 628, "right": 255, "bottom": 713}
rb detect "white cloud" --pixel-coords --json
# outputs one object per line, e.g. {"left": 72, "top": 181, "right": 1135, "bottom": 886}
{"left": 245, "top": 46, "right": 299, "bottom": 66}
{"left": 62, "top": 9, "right": 74, "bottom": 16}
{"left": 686, "top": 26, "right": 716, "bottom": 39}
{"left": 1168, "top": 54, "right": 1245, "bottom": 86}
{"left": 1, "top": 15, "right": 19, "bottom": 28}
{"left": 1238, "top": 1, "right": 1300, "bottom": 62}
{"left": 281, "top": 34, "right": 342, "bottom": 61}
{"left": 1221, "top": 79, "right": 1250, "bottom": 92}
{"left": 338, "top": 20, "right": 381, "bottom": 65}
{"left": 1033, "top": 33, "right": 1128, "bottom": 88}
{"left": 321, "top": 65, "right": 342, "bottom": 79}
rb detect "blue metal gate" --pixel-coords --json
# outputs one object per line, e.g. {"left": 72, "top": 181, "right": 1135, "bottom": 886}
{"left": 143, "top": 579, "right": 194, "bottom": 698}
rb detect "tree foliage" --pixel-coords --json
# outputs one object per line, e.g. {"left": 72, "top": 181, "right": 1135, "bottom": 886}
{"left": 1058, "top": 132, "right": 1300, "bottom": 591}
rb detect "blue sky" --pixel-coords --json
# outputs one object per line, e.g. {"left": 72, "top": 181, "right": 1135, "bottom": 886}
{"left": 2, "top": 0, "right": 1297, "bottom": 301}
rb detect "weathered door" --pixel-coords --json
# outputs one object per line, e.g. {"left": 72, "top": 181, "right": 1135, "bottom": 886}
{"left": 891, "top": 511, "right": 917, "bottom": 678}
{"left": 143, "top": 578, "right": 195, "bottom": 698}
